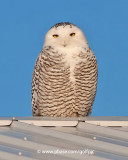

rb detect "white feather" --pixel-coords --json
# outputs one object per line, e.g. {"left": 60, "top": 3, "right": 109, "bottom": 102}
{"left": 43, "top": 25, "right": 88, "bottom": 83}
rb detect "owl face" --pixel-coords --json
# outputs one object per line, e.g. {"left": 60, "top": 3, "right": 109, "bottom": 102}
{"left": 43, "top": 23, "right": 88, "bottom": 49}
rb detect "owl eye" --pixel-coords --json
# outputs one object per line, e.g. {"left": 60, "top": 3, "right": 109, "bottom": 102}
{"left": 53, "top": 34, "right": 59, "bottom": 38}
{"left": 70, "top": 33, "right": 75, "bottom": 36}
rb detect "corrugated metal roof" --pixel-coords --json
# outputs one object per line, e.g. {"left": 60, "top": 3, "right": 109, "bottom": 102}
{"left": 0, "top": 117, "right": 128, "bottom": 160}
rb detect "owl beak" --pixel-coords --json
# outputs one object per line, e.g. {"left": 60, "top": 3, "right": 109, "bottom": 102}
{"left": 63, "top": 44, "right": 67, "bottom": 47}
{"left": 62, "top": 41, "right": 67, "bottom": 47}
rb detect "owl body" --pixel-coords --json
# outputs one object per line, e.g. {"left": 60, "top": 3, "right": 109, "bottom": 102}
{"left": 32, "top": 23, "right": 98, "bottom": 117}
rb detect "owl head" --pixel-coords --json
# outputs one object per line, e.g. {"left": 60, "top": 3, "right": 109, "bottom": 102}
{"left": 43, "top": 22, "right": 88, "bottom": 49}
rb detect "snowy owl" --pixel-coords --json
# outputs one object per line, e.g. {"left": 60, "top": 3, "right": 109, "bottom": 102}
{"left": 32, "top": 22, "right": 98, "bottom": 117}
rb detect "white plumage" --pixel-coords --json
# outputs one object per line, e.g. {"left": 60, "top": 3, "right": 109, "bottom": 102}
{"left": 32, "top": 22, "right": 98, "bottom": 117}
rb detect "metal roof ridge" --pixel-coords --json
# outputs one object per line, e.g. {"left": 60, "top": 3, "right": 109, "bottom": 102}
{"left": 77, "top": 122, "right": 128, "bottom": 141}
{"left": 0, "top": 148, "right": 110, "bottom": 160}
{"left": 0, "top": 134, "right": 110, "bottom": 160}
{"left": 0, "top": 150, "right": 37, "bottom": 160}
{"left": 0, "top": 116, "right": 128, "bottom": 127}
{"left": 9, "top": 121, "right": 128, "bottom": 157}
{"left": 1, "top": 116, "right": 128, "bottom": 121}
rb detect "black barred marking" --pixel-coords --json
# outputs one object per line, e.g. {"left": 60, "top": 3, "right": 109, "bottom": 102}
{"left": 31, "top": 46, "right": 98, "bottom": 117}
{"left": 51, "top": 22, "right": 76, "bottom": 29}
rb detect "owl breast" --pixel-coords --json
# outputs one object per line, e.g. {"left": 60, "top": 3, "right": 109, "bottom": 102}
{"left": 32, "top": 46, "right": 98, "bottom": 117}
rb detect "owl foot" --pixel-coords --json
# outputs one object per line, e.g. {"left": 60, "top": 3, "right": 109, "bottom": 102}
{"left": 72, "top": 112, "right": 79, "bottom": 117}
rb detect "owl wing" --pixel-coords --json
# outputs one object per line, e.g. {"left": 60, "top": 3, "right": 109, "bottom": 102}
{"left": 74, "top": 48, "right": 98, "bottom": 116}
{"left": 87, "top": 48, "right": 98, "bottom": 115}
{"left": 31, "top": 53, "right": 41, "bottom": 116}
